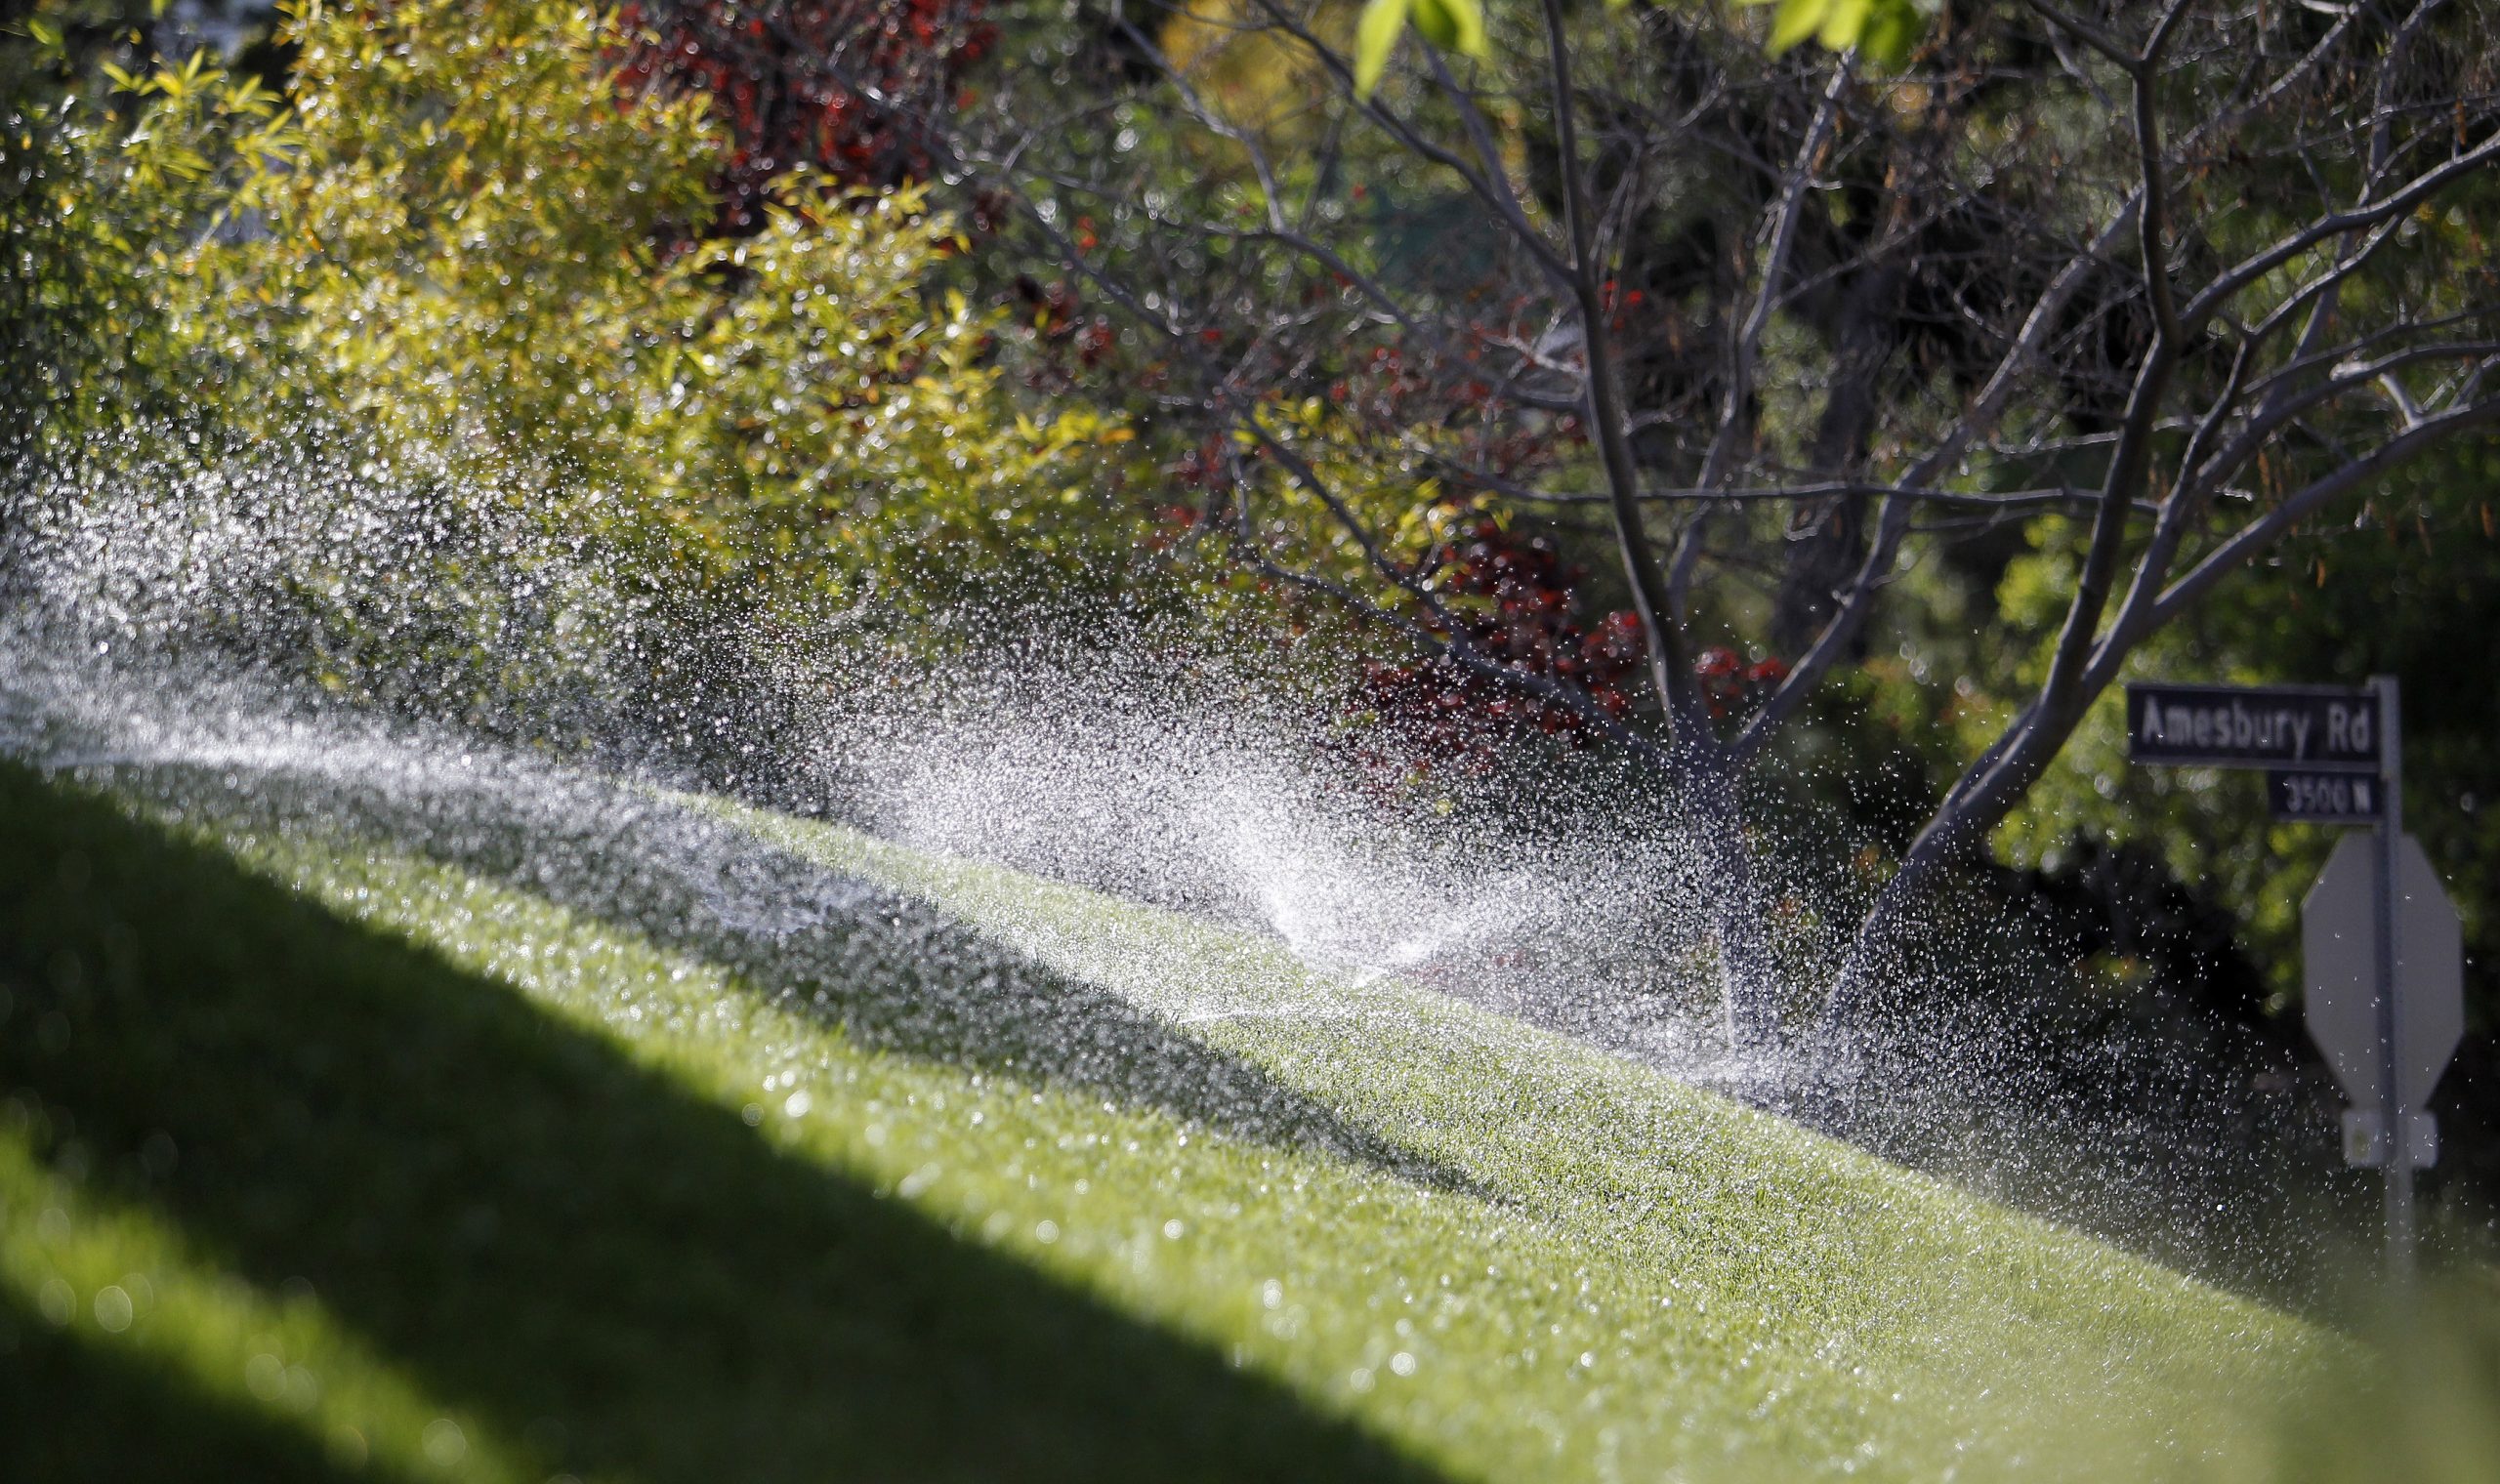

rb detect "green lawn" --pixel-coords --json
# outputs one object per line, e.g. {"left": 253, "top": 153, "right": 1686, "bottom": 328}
{"left": 0, "top": 753, "right": 2438, "bottom": 1481}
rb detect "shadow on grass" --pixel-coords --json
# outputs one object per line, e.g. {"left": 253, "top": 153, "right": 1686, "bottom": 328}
{"left": 0, "top": 761, "right": 1451, "bottom": 1484}
{"left": 123, "top": 755, "right": 1488, "bottom": 1200}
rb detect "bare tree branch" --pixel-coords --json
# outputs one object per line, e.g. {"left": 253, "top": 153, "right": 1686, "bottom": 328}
{"left": 2022, "top": 0, "right": 2138, "bottom": 72}
{"left": 1735, "top": 196, "right": 2146, "bottom": 758}
{"left": 1241, "top": 0, "right": 1579, "bottom": 286}
{"left": 1537, "top": 0, "right": 1702, "bottom": 742}
{"left": 1701, "top": 57, "right": 1851, "bottom": 492}
{"left": 2142, "top": 391, "right": 2500, "bottom": 634}
{"left": 2183, "top": 128, "right": 2500, "bottom": 329}
{"left": 872, "top": 0, "right": 2500, "bottom": 1042}
{"left": 1442, "top": 468, "right": 2132, "bottom": 514}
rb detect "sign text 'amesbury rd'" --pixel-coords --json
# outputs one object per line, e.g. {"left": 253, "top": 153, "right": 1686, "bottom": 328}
{"left": 2126, "top": 682, "right": 2380, "bottom": 770}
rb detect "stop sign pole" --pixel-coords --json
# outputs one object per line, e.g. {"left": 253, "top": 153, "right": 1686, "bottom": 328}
{"left": 2370, "top": 676, "right": 2414, "bottom": 1280}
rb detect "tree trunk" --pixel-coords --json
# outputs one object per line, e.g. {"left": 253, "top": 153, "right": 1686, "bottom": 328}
{"left": 1821, "top": 682, "right": 2103, "bottom": 1038}
{"left": 1684, "top": 749, "right": 1783, "bottom": 1053}
{"left": 1821, "top": 838, "right": 1942, "bottom": 1042}
{"left": 1771, "top": 265, "right": 1903, "bottom": 657}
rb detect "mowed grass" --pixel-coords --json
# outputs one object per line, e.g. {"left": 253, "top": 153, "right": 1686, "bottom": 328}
{"left": 0, "top": 753, "right": 2428, "bottom": 1482}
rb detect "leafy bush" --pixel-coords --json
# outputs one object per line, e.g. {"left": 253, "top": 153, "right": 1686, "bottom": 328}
{"left": 13, "top": 0, "right": 1135, "bottom": 622}
{"left": 0, "top": 24, "right": 293, "bottom": 452}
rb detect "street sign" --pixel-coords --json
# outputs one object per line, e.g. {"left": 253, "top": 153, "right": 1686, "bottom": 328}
{"left": 2303, "top": 831, "right": 2464, "bottom": 1116}
{"left": 2127, "top": 682, "right": 2380, "bottom": 769}
{"left": 2139, "top": 674, "right": 2444, "bottom": 1279}
{"left": 2270, "top": 769, "right": 2384, "bottom": 823}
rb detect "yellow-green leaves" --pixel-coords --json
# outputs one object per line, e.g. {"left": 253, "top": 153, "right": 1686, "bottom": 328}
{"left": 1412, "top": 0, "right": 1485, "bottom": 57}
{"left": 1353, "top": 0, "right": 1485, "bottom": 100}
{"left": 1354, "top": 0, "right": 1411, "bottom": 99}
{"left": 1858, "top": 1, "right": 1927, "bottom": 62}
{"left": 203, "top": 0, "right": 1128, "bottom": 605}
{"left": 1754, "top": 0, "right": 1928, "bottom": 64}
{"left": 21, "top": 0, "right": 1135, "bottom": 623}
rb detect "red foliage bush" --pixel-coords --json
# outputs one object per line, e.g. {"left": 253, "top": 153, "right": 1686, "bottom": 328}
{"left": 1341, "top": 520, "right": 1646, "bottom": 782}
{"left": 615, "top": 0, "right": 993, "bottom": 232}
{"left": 1345, "top": 534, "right": 1790, "bottom": 782}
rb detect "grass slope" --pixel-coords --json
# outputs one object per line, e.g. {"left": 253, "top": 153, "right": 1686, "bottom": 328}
{"left": 0, "top": 757, "right": 2347, "bottom": 1481}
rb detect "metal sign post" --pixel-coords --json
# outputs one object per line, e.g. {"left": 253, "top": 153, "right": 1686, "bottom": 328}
{"left": 2129, "top": 676, "right": 2463, "bottom": 1283}
{"left": 2372, "top": 676, "right": 2413, "bottom": 1282}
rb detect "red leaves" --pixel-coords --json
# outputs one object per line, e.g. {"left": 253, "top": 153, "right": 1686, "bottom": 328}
{"left": 620, "top": 0, "right": 994, "bottom": 233}
{"left": 1075, "top": 320, "right": 1116, "bottom": 367}
{"left": 1340, "top": 522, "right": 1653, "bottom": 782}
{"left": 1694, "top": 644, "right": 1742, "bottom": 679}
{"left": 1695, "top": 646, "right": 1789, "bottom": 720}
{"left": 1172, "top": 434, "right": 1229, "bottom": 491}
{"left": 1009, "top": 273, "right": 1083, "bottom": 347}
{"left": 1351, "top": 601, "right": 1792, "bottom": 780}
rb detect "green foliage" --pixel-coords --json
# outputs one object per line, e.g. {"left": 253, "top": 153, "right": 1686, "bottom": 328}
{"left": 1752, "top": 0, "right": 1931, "bottom": 63}
{"left": 1352, "top": 0, "right": 1935, "bottom": 97}
{"left": 1243, "top": 395, "right": 1488, "bottom": 604}
{"left": 1353, "top": 0, "right": 1486, "bottom": 100}
{"left": 0, "top": 17, "right": 293, "bottom": 449}
{"left": 1410, "top": 0, "right": 1486, "bottom": 56}
{"left": 1869, "top": 446, "right": 2500, "bottom": 1126}
{"left": 11, "top": 0, "right": 1133, "bottom": 622}
{"left": 146, "top": 0, "right": 1131, "bottom": 607}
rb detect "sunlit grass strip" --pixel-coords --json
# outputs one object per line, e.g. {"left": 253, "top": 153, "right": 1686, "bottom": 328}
{"left": 0, "top": 1126, "right": 529, "bottom": 1481}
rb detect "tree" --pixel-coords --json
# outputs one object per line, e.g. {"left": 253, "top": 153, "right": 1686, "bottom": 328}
{"left": 1981, "top": 434, "right": 2500, "bottom": 1187}
{"left": 924, "top": 0, "right": 2500, "bottom": 1048}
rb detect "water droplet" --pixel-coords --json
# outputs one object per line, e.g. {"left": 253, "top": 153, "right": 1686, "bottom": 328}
{"left": 92, "top": 1285, "right": 132, "bottom": 1334}
{"left": 422, "top": 1419, "right": 468, "bottom": 1466}
{"left": 245, "top": 1352, "right": 285, "bottom": 1400}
